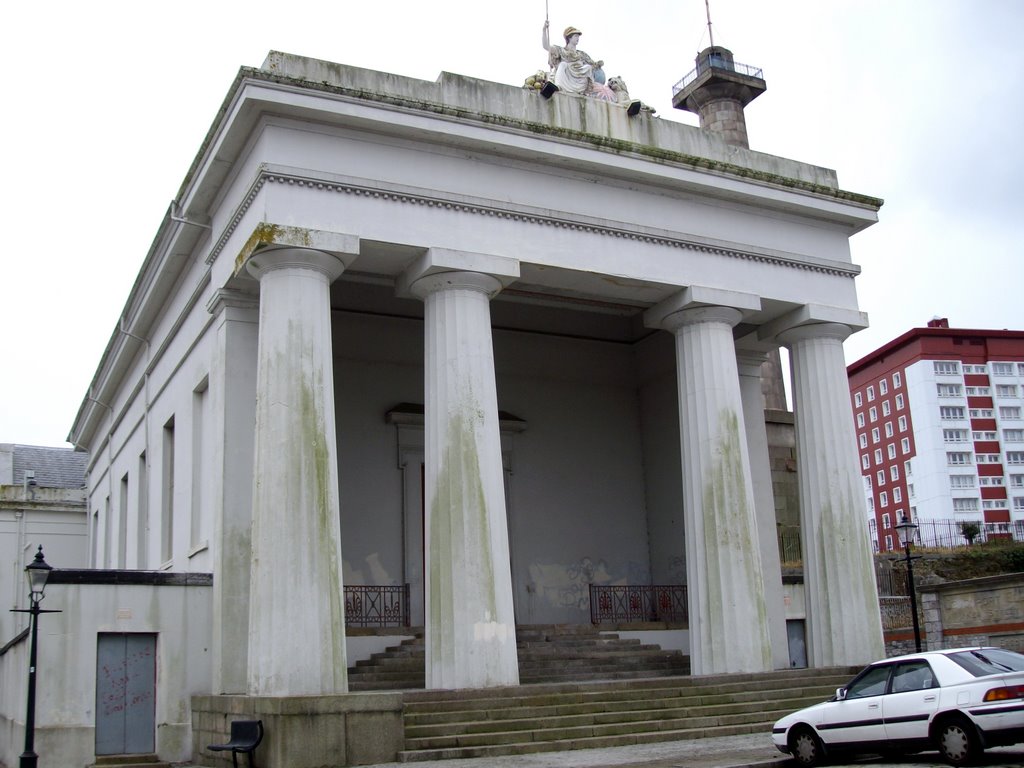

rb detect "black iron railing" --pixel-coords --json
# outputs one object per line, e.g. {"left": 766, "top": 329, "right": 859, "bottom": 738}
{"left": 673, "top": 57, "right": 764, "bottom": 96}
{"left": 589, "top": 584, "right": 688, "bottom": 624}
{"left": 344, "top": 585, "right": 410, "bottom": 628}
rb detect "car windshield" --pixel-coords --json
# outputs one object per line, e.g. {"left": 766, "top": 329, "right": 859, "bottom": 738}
{"left": 948, "top": 648, "right": 1024, "bottom": 677}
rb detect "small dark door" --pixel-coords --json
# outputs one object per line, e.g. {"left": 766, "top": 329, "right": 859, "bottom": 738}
{"left": 95, "top": 633, "right": 157, "bottom": 755}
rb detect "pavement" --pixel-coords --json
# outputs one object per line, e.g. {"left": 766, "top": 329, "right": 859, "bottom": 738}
{"left": 182, "top": 733, "right": 1024, "bottom": 768}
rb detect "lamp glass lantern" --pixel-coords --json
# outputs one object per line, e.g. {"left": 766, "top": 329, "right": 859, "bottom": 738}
{"left": 895, "top": 515, "right": 918, "bottom": 548}
{"left": 25, "top": 547, "right": 52, "bottom": 603}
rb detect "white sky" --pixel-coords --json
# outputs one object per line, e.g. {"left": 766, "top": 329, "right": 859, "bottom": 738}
{"left": 1, "top": 0, "right": 1021, "bottom": 448}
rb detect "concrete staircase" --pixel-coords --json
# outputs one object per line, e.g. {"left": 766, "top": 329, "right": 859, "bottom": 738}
{"left": 397, "top": 666, "right": 857, "bottom": 762}
{"left": 347, "top": 624, "right": 690, "bottom": 691}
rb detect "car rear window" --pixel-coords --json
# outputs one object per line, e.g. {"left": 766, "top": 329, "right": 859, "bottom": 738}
{"left": 948, "top": 649, "right": 1024, "bottom": 677}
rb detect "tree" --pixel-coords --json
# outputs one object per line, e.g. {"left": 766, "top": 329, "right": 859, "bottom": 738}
{"left": 960, "top": 521, "right": 981, "bottom": 546}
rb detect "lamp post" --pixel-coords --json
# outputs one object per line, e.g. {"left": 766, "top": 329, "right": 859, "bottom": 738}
{"left": 895, "top": 515, "right": 922, "bottom": 652}
{"left": 11, "top": 546, "right": 60, "bottom": 768}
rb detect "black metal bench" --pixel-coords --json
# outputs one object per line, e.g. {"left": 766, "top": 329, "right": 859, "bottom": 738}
{"left": 208, "top": 719, "right": 263, "bottom": 768}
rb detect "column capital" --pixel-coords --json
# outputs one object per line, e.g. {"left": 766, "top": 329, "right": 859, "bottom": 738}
{"left": 735, "top": 349, "right": 770, "bottom": 378}
{"left": 410, "top": 271, "right": 505, "bottom": 301}
{"left": 758, "top": 303, "right": 867, "bottom": 343}
{"left": 644, "top": 285, "right": 759, "bottom": 331}
{"left": 396, "top": 247, "right": 519, "bottom": 298}
{"left": 662, "top": 305, "right": 744, "bottom": 333}
{"left": 246, "top": 246, "right": 351, "bottom": 282}
{"left": 206, "top": 287, "right": 259, "bottom": 316}
{"left": 777, "top": 321, "right": 853, "bottom": 346}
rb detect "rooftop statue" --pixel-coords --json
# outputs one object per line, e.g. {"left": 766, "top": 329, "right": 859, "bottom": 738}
{"left": 526, "top": 21, "right": 651, "bottom": 116}
{"left": 541, "top": 22, "right": 615, "bottom": 101}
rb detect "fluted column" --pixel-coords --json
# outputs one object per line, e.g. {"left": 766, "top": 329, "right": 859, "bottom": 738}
{"left": 736, "top": 351, "right": 790, "bottom": 669}
{"left": 663, "top": 306, "right": 771, "bottom": 675}
{"left": 245, "top": 247, "right": 349, "bottom": 695}
{"left": 778, "top": 322, "right": 884, "bottom": 666}
{"left": 410, "top": 271, "right": 519, "bottom": 690}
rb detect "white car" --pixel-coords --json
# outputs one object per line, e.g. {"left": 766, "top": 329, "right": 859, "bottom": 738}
{"left": 772, "top": 647, "right": 1024, "bottom": 766}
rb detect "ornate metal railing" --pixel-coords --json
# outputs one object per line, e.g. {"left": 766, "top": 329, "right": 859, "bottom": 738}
{"left": 879, "top": 595, "right": 914, "bottom": 630}
{"left": 589, "top": 584, "right": 688, "bottom": 624}
{"left": 344, "top": 585, "right": 410, "bottom": 628}
{"left": 673, "top": 57, "right": 764, "bottom": 96}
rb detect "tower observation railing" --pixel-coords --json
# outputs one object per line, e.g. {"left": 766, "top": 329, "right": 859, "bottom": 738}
{"left": 673, "top": 57, "right": 764, "bottom": 97}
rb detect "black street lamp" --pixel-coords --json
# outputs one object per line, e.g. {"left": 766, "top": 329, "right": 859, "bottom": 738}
{"left": 11, "top": 546, "right": 61, "bottom": 768}
{"left": 895, "top": 515, "right": 922, "bottom": 653}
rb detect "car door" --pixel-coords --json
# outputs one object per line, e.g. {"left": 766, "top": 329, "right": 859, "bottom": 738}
{"left": 883, "top": 659, "right": 940, "bottom": 747}
{"left": 817, "top": 663, "right": 892, "bottom": 748}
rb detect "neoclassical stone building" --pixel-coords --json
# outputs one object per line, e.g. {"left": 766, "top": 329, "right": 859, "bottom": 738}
{"left": 2, "top": 49, "right": 884, "bottom": 766}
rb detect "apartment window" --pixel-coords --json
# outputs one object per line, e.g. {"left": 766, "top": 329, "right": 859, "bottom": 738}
{"left": 1007, "top": 451, "right": 1024, "bottom": 465}
{"left": 864, "top": 476, "right": 873, "bottom": 492}
{"left": 887, "top": 444, "right": 897, "bottom": 460}
{"left": 992, "top": 362, "right": 1013, "bottom": 376}
{"left": 884, "top": 534, "right": 893, "bottom": 551}
{"left": 868, "top": 497, "right": 875, "bottom": 511}
{"left": 977, "top": 454, "right": 1001, "bottom": 463}
{"left": 947, "top": 452, "right": 972, "bottom": 465}
{"left": 876, "top": 470, "right": 885, "bottom": 486}
{"left": 872, "top": 427, "right": 880, "bottom": 443}
{"left": 944, "top": 429, "right": 968, "bottom": 442}
{"left": 885, "top": 422, "right": 894, "bottom": 438}
{"left": 952, "top": 498, "right": 979, "bottom": 512}
{"left": 901, "top": 437, "right": 911, "bottom": 454}
{"left": 1018, "top": 363, "right": 1024, "bottom": 376}
{"left": 862, "top": 454, "right": 870, "bottom": 470}
{"left": 972, "top": 431, "right": 997, "bottom": 441}
{"left": 965, "top": 386, "right": 991, "bottom": 396}
{"left": 983, "top": 499, "right": 1007, "bottom": 510}
{"left": 1010, "top": 474, "right": 1024, "bottom": 489}
{"left": 893, "top": 487, "right": 903, "bottom": 503}
{"left": 996, "top": 385, "right": 1018, "bottom": 398}
{"left": 867, "top": 385, "right": 876, "bottom": 402}
{"left": 934, "top": 361, "right": 960, "bottom": 375}
{"left": 882, "top": 400, "right": 891, "bottom": 416}
{"left": 908, "top": 483, "right": 915, "bottom": 498}
{"left": 854, "top": 392, "right": 863, "bottom": 407}
{"left": 890, "top": 465, "right": 900, "bottom": 481}
{"left": 937, "top": 383, "right": 963, "bottom": 397}
{"left": 898, "top": 415, "right": 908, "bottom": 432}
{"left": 895, "top": 393, "right": 905, "bottom": 410}
{"left": 857, "top": 412, "right": 865, "bottom": 428}
{"left": 881, "top": 512, "right": 891, "bottom": 529}
{"left": 893, "top": 372, "right": 902, "bottom": 388}
{"left": 874, "top": 449, "right": 883, "bottom": 465}
{"left": 859, "top": 433, "right": 868, "bottom": 449}
{"left": 950, "top": 475, "right": 975, "bottom": 489}
{"left": 1000, "top": 406, "right": 1022, "bottom": 420}
{"left": 970, "top": 409, "right": 995, "bottom": 418}
{"left": 869, "top": 406, "right": 878, "bottom": 422}
{"left": 879, "top": 380, "right": 888, "bottom": 395}
{"left": 880, "top": 491, "right": 889, "bottom": 508}
{"left": 979, "top": 476, "right": 1004, "bottom": 487}
{"left": 1003, "top": 429, "right": 1024, "bottom": 442}
{"left": 940, "top": 406, "right": 966, "bottom": 420}
{"left": 161, "top": 417, "right": 176, "bottom": 565}
{"left": 1014, "top": 497, "right": 1024, "bottom": 512}
{"left": 904, "top": 460, "right": 913, "bottom": 476}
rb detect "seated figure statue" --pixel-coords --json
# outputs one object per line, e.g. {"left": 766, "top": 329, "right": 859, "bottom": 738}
{"left": 541, "top": 21, "right": 616, "bottom": 102}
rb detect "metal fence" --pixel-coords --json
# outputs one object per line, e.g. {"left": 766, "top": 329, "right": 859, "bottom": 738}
{"left": 672, "top": 56, "right": 764, "bottom": 96}
{"left": 589, "top": 584, "right": 688, "bottom": 624}
{"left": 343, "top": 585, "right": 410, "bottom": 628}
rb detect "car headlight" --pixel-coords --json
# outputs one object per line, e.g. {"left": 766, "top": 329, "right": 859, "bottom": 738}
{"left": 983, "top": 685, "right": 1024, "bottom": 702}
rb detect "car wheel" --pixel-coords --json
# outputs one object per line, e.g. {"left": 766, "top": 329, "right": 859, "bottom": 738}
{"left": 788, "top": 725, "right": 824, "bottom": 767}
{"left": 935, "top": 716, "right": 982, "bottom": 766}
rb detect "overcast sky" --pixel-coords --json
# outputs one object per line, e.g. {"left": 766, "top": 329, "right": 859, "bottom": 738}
{"left": 2, "top": 0, "right": 1021, "bottom": 448}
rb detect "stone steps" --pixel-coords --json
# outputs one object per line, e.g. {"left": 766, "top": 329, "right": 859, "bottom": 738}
{"left": 89, "top": 755, "right": 172, "bottom": 768}
{"left": 396, "top": 667, "right": 857, "bottom": 762}
{"left": 347, "top": 624, "right": 691, "bottom": 691}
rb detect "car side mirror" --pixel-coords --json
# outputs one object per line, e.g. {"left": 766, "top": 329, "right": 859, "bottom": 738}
{"left": 835, "top": 687, "right": 847, "bottom": 701}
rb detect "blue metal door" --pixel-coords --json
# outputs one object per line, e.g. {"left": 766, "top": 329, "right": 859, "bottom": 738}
{"left": 95, "top": 633, "right": 156, "bottom": 755}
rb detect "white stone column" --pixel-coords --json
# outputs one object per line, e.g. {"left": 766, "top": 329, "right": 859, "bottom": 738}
{"left": 206, "top": 288, "right": 258, "bottom": 694}
{"left": 245, "top": 247, "right": 349, "bottom": 696}
{"left": 736, "top": 351, "right": 790, "bottom": 670}
{"left": 410, "top": 270, "right": 519, "bottom": 690}
{"left": 778, "top": 322, "right": 885, "bottom": 666}
{"left": 663, "top": 306, "right": 772, "bottom": 675}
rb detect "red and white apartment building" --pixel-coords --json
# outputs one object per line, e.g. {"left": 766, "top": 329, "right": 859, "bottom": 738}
{"left": 847, "top": 319, "right": 1024, "bottom": 551}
